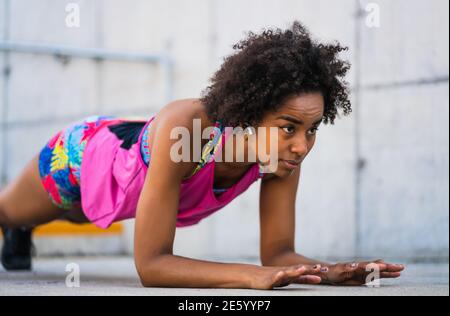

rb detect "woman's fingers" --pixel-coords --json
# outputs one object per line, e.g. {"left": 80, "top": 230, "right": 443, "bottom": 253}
{"left": 286, "top": 264, "right": 321, "bottom": 277}
{"left": 380, "top": 271, "right": 402, "bottom": 278}
{"left": 384, "top": 263, "right": 405, "bottom": 272}
{"left": 360, "top": 261, "right": 404, "bottom": 277}
{"left": 302, "top": 264, "right": 322, "bottom": 275}
{"left": 357, "top": 261, "right": 387, "bottom": 274}
{"left": 361, "top": 259, "right": 404, "bottom": 272}
{"left": 274, "top": 269, "right": 305, "bottom": 287}
{"left": 292, "top": 265, "right": 322, "bottom": 284}
{"left": 273, "top": 265, "right": 322, "bottom": 287}
{"left": 285, "top": 265, "right": 306, "bottom": 277}
{"left": 273, "top": 266, "right": 305, "bottom": 286}
{"left": 296, "top": 275, "right": 322, "bottom": 284}
{"left": 358, "top": 262, "right": 403, "bottom": 281}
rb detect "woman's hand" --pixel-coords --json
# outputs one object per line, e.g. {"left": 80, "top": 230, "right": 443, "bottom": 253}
{"left": 318, "top": 259, "right": 405, "bottom": 286}
{"left": 250, "top": 264, "right": 322, "bottom": 290}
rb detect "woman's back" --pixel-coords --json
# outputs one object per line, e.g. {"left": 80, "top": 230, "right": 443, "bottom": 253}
{"left": 80, "top": 99, "right": 263, "bottom": 228}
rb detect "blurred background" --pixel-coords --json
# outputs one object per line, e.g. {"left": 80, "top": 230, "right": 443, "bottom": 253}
{"left": 0, "top": 0, "right": 448, "bottom": 263}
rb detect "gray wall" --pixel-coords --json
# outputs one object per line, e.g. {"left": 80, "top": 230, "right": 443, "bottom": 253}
{"left": 0, "top": 0, "right": 448, "bottom": 261}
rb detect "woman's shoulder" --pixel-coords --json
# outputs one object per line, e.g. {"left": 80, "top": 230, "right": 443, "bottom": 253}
{"left": 156, "top": 98, "right": 201, "bottom": 123}
{"left": 148, "top": 98, "right": 211, "bottom": 180}
{"left": 155, "top": 98, "right": 214, "bottom": 135}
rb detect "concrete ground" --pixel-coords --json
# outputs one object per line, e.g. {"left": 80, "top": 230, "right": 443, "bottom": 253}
{"left": 0, "top": 257, "right": 448, "bottom": 296}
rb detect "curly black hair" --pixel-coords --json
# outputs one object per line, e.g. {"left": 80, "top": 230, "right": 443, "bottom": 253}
{"left": 200, "top": 21, "right": 352, "bottom": 128}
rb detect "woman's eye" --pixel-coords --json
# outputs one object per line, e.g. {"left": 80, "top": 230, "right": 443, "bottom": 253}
{"left": 308, "top": 127, "right": 319, "bottom": 135}
{"left": 282, "top": 126, "right": 295, "bottom": 134}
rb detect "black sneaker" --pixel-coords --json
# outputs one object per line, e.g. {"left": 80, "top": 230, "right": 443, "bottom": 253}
{"left": 1, "top": 227, "right": 34, "bottom": 271}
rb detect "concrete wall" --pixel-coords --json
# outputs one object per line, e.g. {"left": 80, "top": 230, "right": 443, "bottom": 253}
{"left": 0, "top": 0, "right": 448, "bottom": 261}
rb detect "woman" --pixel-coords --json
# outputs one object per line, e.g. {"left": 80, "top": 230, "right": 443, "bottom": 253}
{"left": 0, "top": 21, "right": 404, "bottom": 289}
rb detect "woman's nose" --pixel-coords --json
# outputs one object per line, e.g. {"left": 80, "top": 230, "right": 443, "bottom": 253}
{"left": 290, "top": 138, "right": 308, "bottom": 157}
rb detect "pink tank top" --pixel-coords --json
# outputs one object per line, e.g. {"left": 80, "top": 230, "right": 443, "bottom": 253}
{"left": 80, "top": 114, "right": 264, "bottom": 228}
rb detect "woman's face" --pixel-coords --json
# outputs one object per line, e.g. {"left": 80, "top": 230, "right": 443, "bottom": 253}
{"left": 254, "top": 92, "right": 324, "bottom": 177}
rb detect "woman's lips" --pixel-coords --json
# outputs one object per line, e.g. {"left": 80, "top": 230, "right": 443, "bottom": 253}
{"left": 282, "top": 160, "right": 300, "bottom": 169}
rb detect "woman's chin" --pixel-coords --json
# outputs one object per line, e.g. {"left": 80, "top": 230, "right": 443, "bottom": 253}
{"left": 259, "top": 160, "right": 293, "bottom": 177}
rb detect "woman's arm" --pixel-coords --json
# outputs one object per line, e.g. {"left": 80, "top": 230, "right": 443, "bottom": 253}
{"left": 134, "top": 104, "right": 320, "bottom": 289}
{"left": 259, "top": 165, "right": 404, "bottom": 285}
{"left": 259, "top": 164, "right": 311, "bottom": 266}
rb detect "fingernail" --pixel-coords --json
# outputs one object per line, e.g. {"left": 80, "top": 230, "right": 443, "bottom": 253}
{"left": 320, "top": 267, "right": 329, "bottom": 273}
{"left": 351, "top": 263, "right": 357, "bottom": 268}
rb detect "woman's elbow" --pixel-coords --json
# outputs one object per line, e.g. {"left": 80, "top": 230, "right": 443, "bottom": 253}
{"left": 135, "top": 252, "right": 176, "bottom": 287}
{"left": 134, "top": 255, "right": 160, "bottom": 287}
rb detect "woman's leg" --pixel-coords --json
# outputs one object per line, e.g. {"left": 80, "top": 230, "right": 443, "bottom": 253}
{"left": 0, "top": 154, "right": 67, "bottom": 229}
{"left": 0, "top": 153, "right": 72, "bottom": 270}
